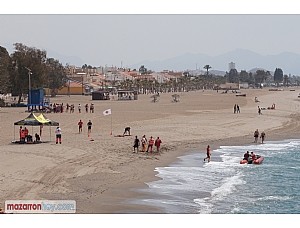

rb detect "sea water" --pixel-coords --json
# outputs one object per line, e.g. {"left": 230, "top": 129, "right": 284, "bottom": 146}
{"left": 133, "top": 139, "right": 300, "bottom": 214}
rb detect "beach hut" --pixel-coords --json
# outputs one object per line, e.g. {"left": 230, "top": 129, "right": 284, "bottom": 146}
{"left": 13, "top": 113, "right": 59, "bottom": 143}
{"left": 92, "top": 91, "right": 110, "bottom": 100}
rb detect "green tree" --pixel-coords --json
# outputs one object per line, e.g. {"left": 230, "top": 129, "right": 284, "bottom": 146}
{"left": 203, "top": 65, "right": 212, "bottom": 76}
{"left": 239, "top": 70, "right": 249, "bottom": 83}
{"left": 0, "top": 46, "right": 12, "bottom": 94}
{"left": 228, "top": 69, "right": 239, "bottom": 83}
{"left": 254, "top": 70, "right": 268, "bottom": 86}
{"left": 46, "top": 58, "right": 67, "bottom": 97}
{"left": 274, "top": 68, "right": 283, "bottom": 86}
{"left": 10, "top": 43, "right": 48, "bottom": 103}
{"left": 248, "top": 72, "right": 254, "bottom": 85}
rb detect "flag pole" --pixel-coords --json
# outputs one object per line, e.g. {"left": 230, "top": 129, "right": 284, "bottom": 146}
{"left": 110, "top": 112, "right": 112, "bottom": 135}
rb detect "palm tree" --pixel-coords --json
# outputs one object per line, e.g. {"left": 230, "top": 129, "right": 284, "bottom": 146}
{"left": 203, "top": 65, "right": 212, "bottom": 76}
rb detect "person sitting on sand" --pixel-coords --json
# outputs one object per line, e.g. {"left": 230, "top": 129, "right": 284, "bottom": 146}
{"left": 35, "top": 133, "right": 40, "bottom": 142}
{"left": 271, "top": 103, "right": 275, "bottom": 109}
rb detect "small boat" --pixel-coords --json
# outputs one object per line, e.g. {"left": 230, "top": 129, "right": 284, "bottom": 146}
{"left": 240, "top": 159, "right": 248, "bottom": 164}
{"left": 253, "top": 156, "right": 264, "bottom": 164}
{"left": 240, "top": 155, "right": 264, "bottom": 164}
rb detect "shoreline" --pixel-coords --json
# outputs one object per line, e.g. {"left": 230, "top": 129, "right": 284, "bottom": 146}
{"left": 69, "top": 112, "right": 300, "bottom": 213}
{"left": 1, "top": 88, "right": 300, "bottom": 213}
{"left": 119, "top": 136, "right": 300, "bottom": 214}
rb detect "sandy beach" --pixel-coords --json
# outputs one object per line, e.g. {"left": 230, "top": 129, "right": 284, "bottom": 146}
{"left": 1, "top": 88, "right": 300, "bottom": 213}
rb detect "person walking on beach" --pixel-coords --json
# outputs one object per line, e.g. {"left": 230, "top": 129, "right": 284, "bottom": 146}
{"left": 146, "top": 136, "right": 155, "bottom": 153}
{"left": 155, "top": 137, "right": 162, "bottom": 152}
{"left": 204, "top": 145, "right": 211, "bottom": 162}
{"left": 90, "top": 103, "right": 94, "bottom": 113}
{"left": 260, "top": 131, "right": 266, "bottom": 144}
{"left": 85, "top": 104, "right": 89, "bottom": 113}
{"left": 87, "top": 120, "right": 92, "bottom": 136}
{"left": 237, "top": 104, "right": 240, "bottom": 113}
{"left": 55, "top": 126, "right": 62, "bottom": 144}
{"left": 78, "top": 104, "right": 81, "bottom": 113}
{"left": 78, "top": 119, "right": 83, "bottom": 133}
{"left": 254, "top": 129, "right": 259, "bottom": 143}
{"left": 141, "top": 135, "right": 147, "bottom": 152}
{"left": 133, "top": 136, "right": 140, "bottom": 153}
{"left": 258, "top": 106, "right": 262, "bottom": 115}
{"left": 234, "top": 104, "right": 237, "bottom": 114}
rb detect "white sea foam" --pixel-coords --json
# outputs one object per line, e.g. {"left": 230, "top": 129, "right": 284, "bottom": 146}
{"left": 194, "top": 197, "right": 213, "bottom": 214}
{"left": 256, "top": 195, "right": 292, "bottom": 201}
{"left": 137, "top": 139, "right": 299, "bottom": 213}
{"left": 211, "top": 174, "right": 246, "bottom": 201}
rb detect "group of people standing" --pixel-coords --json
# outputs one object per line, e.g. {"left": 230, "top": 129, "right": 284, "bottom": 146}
{"left": 233, "top": 104, "right": 241, "bottom": 114}
{"left": 48, "top": 103, "right": 95, "bottom": 114}
{"left": 77, "top": 119, "right": 93, "bottom": 136}
{"left": 67, "top": 103, "right": 95, "bottom": 114}
{"left": 254, "top": 129, "right": 266, "bottom": 143}
{"left": 133, "top": 135, "right": 162, "bottom": 153}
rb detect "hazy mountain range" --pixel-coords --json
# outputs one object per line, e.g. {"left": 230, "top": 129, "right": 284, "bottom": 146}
{"left": 131, "top": 49, "right": 300, "bottom": 75}
{"left": 3, "top": 43, "right": 300, "bottom": 75}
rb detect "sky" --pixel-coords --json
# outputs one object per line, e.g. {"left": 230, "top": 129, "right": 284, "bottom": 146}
{"left": 1, "top": 1, "right": 300, "bottom": 69}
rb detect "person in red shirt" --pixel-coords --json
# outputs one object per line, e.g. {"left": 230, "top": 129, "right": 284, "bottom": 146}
{"left": 146, "top": 136, "right": 155, "bottom": 153}
{"left": 154, "top": 137, "right": 162, "bottom": 152}
{"left": 78, "top": 119, "right": 83, "bottom": 133}
{"left": 20, "top": 129, "right": 26, "bottom": 143}
{"left": 24, "top": 127, "right": 29, "bottom": 142}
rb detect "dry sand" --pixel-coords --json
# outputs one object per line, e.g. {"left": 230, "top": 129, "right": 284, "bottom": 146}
{"left": 1, "top": 88, "right": 300, "bottom": 213}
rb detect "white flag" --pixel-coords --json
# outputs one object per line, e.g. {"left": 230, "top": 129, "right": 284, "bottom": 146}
{"left": 103, "top": 109, "right": 112, "bottom": 116}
